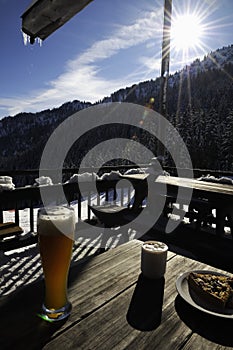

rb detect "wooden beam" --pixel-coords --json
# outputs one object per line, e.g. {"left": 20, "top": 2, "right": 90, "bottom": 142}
{"left": 157, "top": 0, "right": 172, "bottom": 157}
{"left": 21, "top": 0, "right": 93, "bottom": 43}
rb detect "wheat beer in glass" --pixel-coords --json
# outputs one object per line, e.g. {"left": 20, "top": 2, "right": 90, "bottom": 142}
{"left": 37, "top": 205, "right": 75, "bottom": 322}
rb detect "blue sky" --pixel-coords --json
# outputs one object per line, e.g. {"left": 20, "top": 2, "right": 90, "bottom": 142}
{"left": 0, "top": 0, "right": 232, "bottom": 119}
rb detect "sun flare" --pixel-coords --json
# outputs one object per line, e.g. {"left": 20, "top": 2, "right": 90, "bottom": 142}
{"left": 172, "top": 13, "right": 204, "bottom": 51}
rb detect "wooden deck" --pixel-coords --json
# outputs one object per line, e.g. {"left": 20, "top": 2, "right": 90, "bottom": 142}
{"left": 1, "top": 240, "right": 233, "bottom": 349}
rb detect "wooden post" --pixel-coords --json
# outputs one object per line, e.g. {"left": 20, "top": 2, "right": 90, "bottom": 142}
{"left": 157, "top": 0, "right": 172, "bottom": 158}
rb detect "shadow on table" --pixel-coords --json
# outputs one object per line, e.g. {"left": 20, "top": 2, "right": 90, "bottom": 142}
{"left": 175, "top": 295, "right": 233, "bottom": 347}
{"left": 126, "top": 274, "right": 165, "bottom": 331}
{"left": 0, "top": 254, "right": 94, "bottom": 350}
{"left": 0, "top": 280, "right": 69, "bottom": 350}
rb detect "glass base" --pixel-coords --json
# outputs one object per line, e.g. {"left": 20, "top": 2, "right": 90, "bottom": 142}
{"left": 38, "top": 301, "right": 72, "bottom": 322}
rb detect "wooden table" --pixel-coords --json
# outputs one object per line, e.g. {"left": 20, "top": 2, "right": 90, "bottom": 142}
{"left": 1, "top": 239, "right": 233, "bottom": 350}
{"left": 123, "top": 174, "right": 233, "bottom": 235}
{"left": 156, "top": 175, "right": 233, "bottom": 201}
{"left": 122, "top": 173, "right": 233, "bottom": 201}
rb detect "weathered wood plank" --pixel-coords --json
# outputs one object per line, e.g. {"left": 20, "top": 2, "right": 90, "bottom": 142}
{"left": 0, "top": 240, "right": 174, "bottom": 349}
{"left": 44, "top": 285, "right": 190, "bottom": 350}
{"left": 176, "top": 295, "right": 233, "bottom": 350}
{"left": 0, "top": 240, "right": 143, "bottom": 346}
{"left": 182, "top": 332, "right": 233, "bottom": 350}
{"left": 156, "top": 175, "right": 233, "bottom": 201}
{"left": 1, "top": 239, "right": 230, "bottom": 350}
{"left": 43, "top": 254, "right": 217, "bottom": 350}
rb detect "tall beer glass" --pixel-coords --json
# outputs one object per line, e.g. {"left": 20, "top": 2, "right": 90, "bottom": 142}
{"left": 37, "top": 205, "right": 75, "bottom": 322}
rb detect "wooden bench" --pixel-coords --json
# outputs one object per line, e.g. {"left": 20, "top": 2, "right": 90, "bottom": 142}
{"left": 0, "top": 222, "right": 23, "bottom": 239}
{"left": 89, "top": 204, "right": 142, "bottom": 227}
{"left": 0, "top": 221, "right": 38, "bottom": 252}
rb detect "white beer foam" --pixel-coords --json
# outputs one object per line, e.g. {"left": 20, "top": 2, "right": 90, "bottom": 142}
{"left": 38, "top": 206, "right": 75, "bottom": 239}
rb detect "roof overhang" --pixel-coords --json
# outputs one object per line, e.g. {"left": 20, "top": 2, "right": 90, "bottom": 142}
{"left": 21, "top": 0, "right": 93, "bottom": 44}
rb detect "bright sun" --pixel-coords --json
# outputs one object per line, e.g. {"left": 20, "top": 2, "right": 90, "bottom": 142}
{"left": 172, "top": 13, "right": 203, "bottom": 51}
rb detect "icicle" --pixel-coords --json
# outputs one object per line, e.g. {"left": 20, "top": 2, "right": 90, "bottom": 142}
{"left": 22, "top": 30, "right": 30, "bottom": 46}
{"left": 21, "top": 30, "right": 43, "bottom": 47}
{"left": 37, "top": 38, "right": 43, "bottom": 47}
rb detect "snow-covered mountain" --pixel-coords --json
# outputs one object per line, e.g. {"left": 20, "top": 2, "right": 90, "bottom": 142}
{"left": 0, "top": 44, "right": 232, "bottom": 173}
{"left": 188, "top": 45, "right": 233, "bottom": 73}
{"left": 169, "top": 45, "right": 233, "bottom": 84}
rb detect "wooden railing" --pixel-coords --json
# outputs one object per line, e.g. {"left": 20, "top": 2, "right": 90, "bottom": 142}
{"left": 1, "top": 165, "right": 232, "bottom": 251}
{"left": 0, "top": 180, "right": 133, "bottom": 250}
